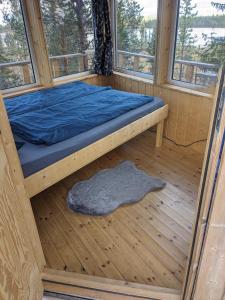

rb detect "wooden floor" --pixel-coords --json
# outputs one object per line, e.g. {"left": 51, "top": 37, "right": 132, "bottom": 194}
{"left": 32, "top": 131, "right": 204, "bottom": 290}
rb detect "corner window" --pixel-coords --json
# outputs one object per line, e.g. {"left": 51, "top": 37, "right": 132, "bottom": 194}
{"left": 40, "top": 0, "right": 94, "bottom": 79}
{"left": 114, "top": 0, "right": 158, "bottom": 78}
{"left": 0, "top": 0, "right": 35, "bottom": 90}
{"left": 172, "top": 0, "right": 225, "bottom": 90}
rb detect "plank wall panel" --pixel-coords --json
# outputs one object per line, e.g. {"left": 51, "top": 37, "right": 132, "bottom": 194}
{"left": 107, "top": 73, "right": 213, "bottom": 148}
{"left": 0, "top": 135, "right": 43, "bottom": 299}
{"left": 154, "top": 85, "right": 213, "bottom": 145}
{"left": 81, "top": 75, "right": 101, "bottom": 86}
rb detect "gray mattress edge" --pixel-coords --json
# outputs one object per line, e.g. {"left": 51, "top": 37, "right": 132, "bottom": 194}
{"left": 17, "top": 97, "right": 164, "bottom": 177}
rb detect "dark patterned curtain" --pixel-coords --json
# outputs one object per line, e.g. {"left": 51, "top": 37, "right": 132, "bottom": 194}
{"left": 92, "top": 0, "right": 113, "bottom": 75}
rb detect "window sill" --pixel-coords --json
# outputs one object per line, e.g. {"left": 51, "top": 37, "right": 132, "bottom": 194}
{"left": 113, "top": 71, "right": 154, "bottom": 85}
{"left": 2, "top": 84, "right": 42, "bottom": 99}
{"left": 2, "top": 73, "right": 99, "bottom": 99}
{"left": 113, "top": 72, "right": 213, "bottom": 98}
{"left": 53, "top": 72, "right": 98, "bottom": 86}
{"left": 161, "top": 83, "right": 214, "bottom": 99}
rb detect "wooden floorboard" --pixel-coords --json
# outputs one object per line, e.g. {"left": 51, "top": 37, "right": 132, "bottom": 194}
{"left": 31, "top": 131, "right": 204, "bottom": 290}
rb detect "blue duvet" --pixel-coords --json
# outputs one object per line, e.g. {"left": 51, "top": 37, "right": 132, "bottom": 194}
{"left": 5, "top": 81, "right": 111, "bottom": 117}
{"left": 5, "top": 81, "right": 154, "bottom": 145}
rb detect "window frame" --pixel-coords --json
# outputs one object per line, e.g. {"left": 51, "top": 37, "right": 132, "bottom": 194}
{"left": 53, "top": 70, "right": 94, "bottom": 84}
{"left": 40, "top": 0, "right": 95, "bottom": 82}
{"left": 167, "top": 0, "right": 218, "bottom": 92}
{"left": 1, "top": 0, "right": 217, "bottom": 96}
{"left": 0, "top": 0, "right": 39, "bottom": 94}
{"left": 112, "top": 0, "right": 158, "bottom": 81}
{"left": 50, "top": 57, "right": 95, "bottom": 82}
{"left": 2, "top": 0, "right": 95, "bottom": 94}
{"left": 20, "top": 0, "right": 40, "bottom": 85}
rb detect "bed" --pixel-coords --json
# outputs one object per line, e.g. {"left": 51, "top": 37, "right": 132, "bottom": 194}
{"left": 1, "top": 81, "right": 168, "bottom": 197}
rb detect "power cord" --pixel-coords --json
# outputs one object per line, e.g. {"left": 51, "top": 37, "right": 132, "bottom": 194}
{"left": 163, "top": 136, "right": 207, "bottom": 148}
{"left": 148, "top": 129, "right": 207, "bottom": 147}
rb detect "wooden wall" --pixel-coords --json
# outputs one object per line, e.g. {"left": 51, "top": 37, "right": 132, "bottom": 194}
{"left": 106, "top": 73, "right": 213, "bottom": 152}
{"left": 0, "top": 134, "right": 43, "bottom": 299}
{"left": 191, "top": 104, "right": 225, "bottom": 300}
{"left": 82, "top": 75, "right": 109, "bottom": 87}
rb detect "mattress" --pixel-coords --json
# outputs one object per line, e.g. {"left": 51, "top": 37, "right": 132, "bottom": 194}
{"left": 16, "top": 97, "right": 164, "bottom": 177}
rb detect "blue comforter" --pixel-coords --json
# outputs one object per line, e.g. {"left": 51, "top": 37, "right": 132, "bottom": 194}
{"left": 5, "top": 81, "right": 111, "bottom": 117}
{"left": 5, "top": 81, "right": 154, "bottom": 145}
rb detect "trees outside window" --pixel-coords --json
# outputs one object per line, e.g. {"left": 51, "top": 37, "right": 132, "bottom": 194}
{"left": 172, "top": 0, "right": 225, "bottom": 89}
{"left": 0, "top": 0, "right": 35, "bottom": 90}
{"left": 1, "top": 0, "right": 224, "bottom": 90}
{"left": 115, "top": 0, "right": 158, "bottom": 76}
{"left": 175, "top": 0, "right": 198, "bottom": 62}
{"left": 0, "top": 0, "right": 95, "bottom": 87}
{"left": 200, "top": 2, "right": 225, "bottom": 65}
{"left": 40, "top": 0, "right": 94, "bottom": 78}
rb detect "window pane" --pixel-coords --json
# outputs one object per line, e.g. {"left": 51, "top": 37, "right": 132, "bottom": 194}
{"left": 40, "top": 0, "right": 94, "bottom": 78}
{"left": 172, "top": 0, "right": 225, "bottom": 89}
{"left": 0, "top": 0, "right": 35, "bottom": 90}
{"left": 115, "top": 0, "right": 158, "bottom": 76}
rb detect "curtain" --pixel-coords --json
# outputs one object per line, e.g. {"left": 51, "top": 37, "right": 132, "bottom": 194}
{"left": 92, "top": 0, "right": 113, "bottom": 75}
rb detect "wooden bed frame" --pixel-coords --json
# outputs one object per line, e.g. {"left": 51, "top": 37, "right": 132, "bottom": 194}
{"left": 0, "top": 93, "right": 168, "bottom": 198}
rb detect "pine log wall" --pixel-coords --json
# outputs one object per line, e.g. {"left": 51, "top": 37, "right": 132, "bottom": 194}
{"left": 91, "top": 73, "right": 213, "bottom": 154}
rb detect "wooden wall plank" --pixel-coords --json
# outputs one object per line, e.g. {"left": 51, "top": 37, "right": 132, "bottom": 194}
{"left": 192, "top": 146, "right": 225, "bottom": 300}
{"left": 109, "top": 73, "right": 213, "bottom": 150}
{"left": 183, "top": 68, "right": 225, "bottom": 299}
{"left": 0, "top": 135, "right": 43, "bottom": 299}
{"left": 156, "top": 0, "right": 176, "bottom": 85}
{"left": 0, "top": 96, "right": 46, "bottom": 271}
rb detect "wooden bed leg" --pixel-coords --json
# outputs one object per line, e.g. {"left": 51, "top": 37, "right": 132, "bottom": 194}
{"left": 156, "top": 120, "right": 164, "bottom": 147}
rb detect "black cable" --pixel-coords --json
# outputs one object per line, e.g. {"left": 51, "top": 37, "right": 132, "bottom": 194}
{"left": 148, "top": 129, "right": 207, "bottom": 147}
{"left": 163, "top": 136, "right": 207, "bottom": 148}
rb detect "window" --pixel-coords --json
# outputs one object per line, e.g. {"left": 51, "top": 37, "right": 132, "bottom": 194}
{"left": 0, "top": 0, "right": 35, "bottom": 90}
{"left": 40, "top": 0, "right": 94, "bottom": 79}
{"left": 115, "top": 0, "right": 158, "bottom": 77}
{"left": 172, "top": 0, "right": 225, "bottom": 89}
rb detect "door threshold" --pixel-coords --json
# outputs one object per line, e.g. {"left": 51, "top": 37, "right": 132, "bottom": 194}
{"left": 42, "top": 268, "right": 181, "bottom": 300}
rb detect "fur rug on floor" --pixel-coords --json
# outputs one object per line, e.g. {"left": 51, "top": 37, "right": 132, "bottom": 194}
{"left": 67, "top": 160, "right": 166, "bottom": 216}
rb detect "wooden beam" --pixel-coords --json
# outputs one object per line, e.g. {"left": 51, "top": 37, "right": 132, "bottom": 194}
{"left": 0, "top": 95, "right": 44, "bottom": 298}
{"left": 155, "top": 0, "right": 176, "bottom": 85}
{"left": 0, "top": 95, "right": 46, "bottom": 271}
{"left": 156, "top": 119, "right": 164, "bottom": 147}
{"left": 183, "top": 68, "right": 225, "bottom": 299}
{"left": 22, "top": 64, "right": 32, "bottom": 84}
{"left": 23, "top": 0, "right": 52, "bottom": 86}
{"left": 193, "top": 135, "right": 225, "bottom": 300}
{"left": 0, "top": 134, "right": 43, "bottom": 299}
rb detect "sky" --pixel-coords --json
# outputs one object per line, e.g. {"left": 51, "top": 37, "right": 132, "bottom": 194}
{"left": 137, "top": 0, "right": 225, "bottom": 17}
